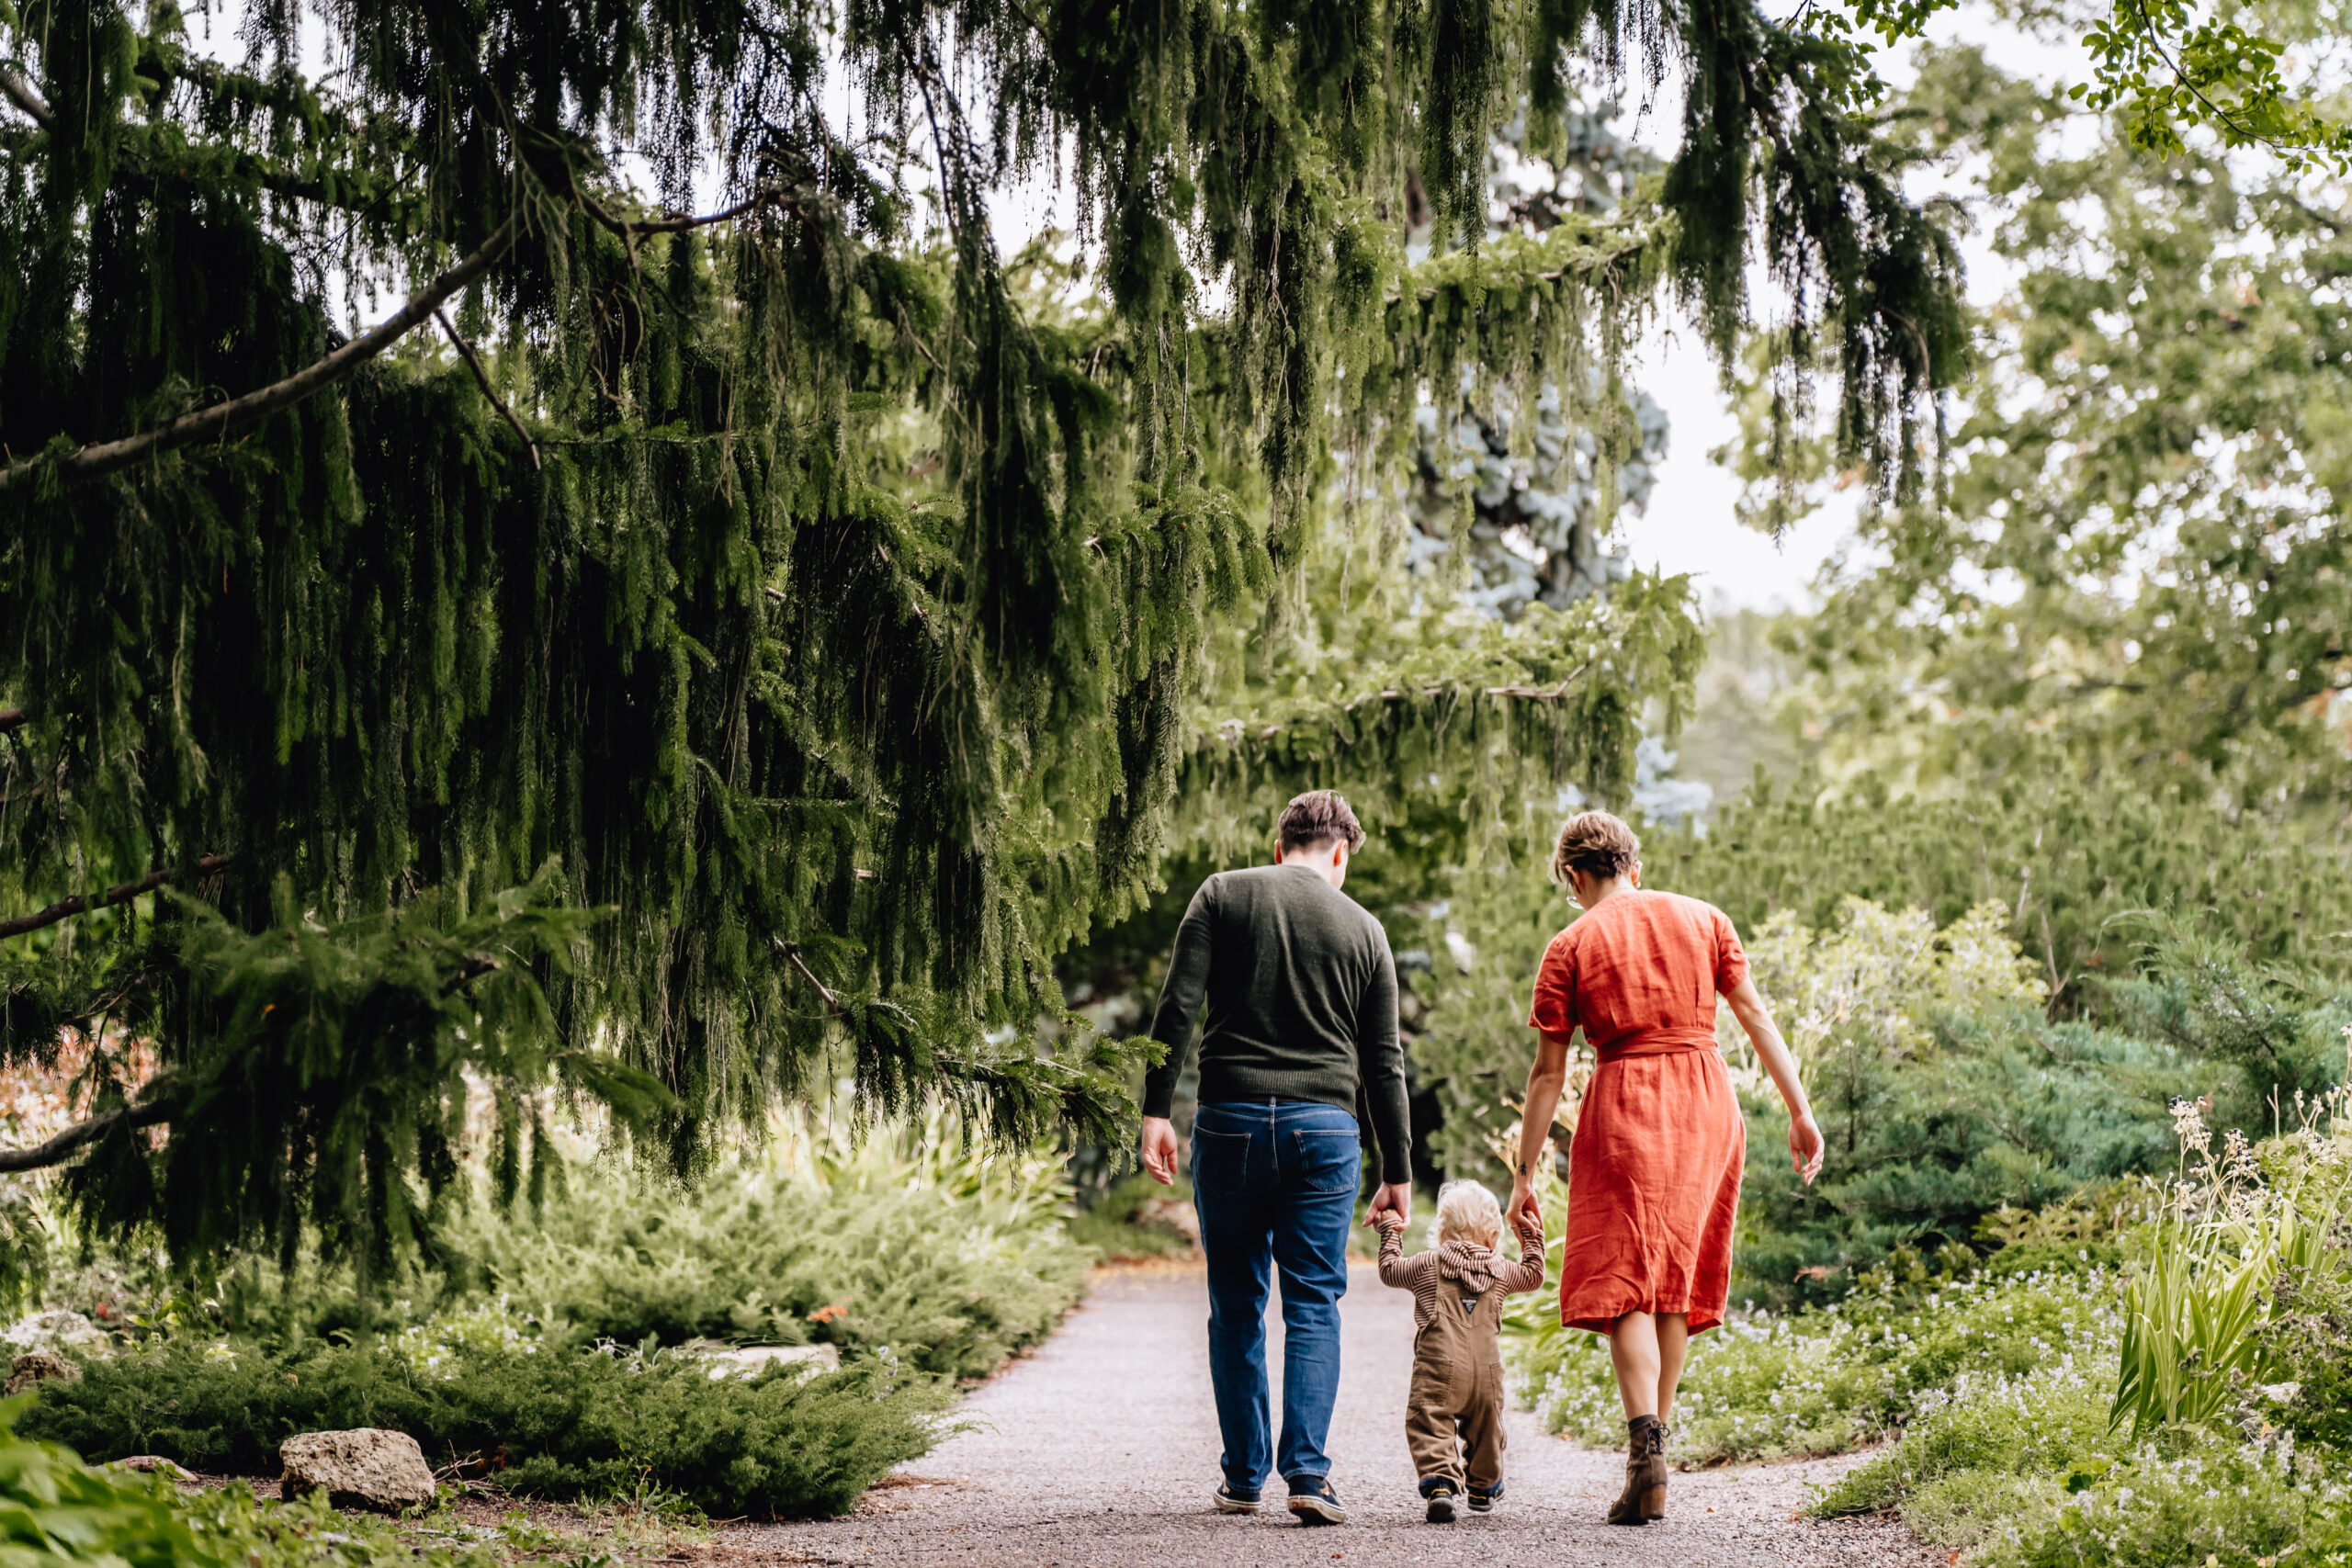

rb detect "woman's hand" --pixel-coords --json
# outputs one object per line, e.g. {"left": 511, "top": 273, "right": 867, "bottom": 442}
{"left": 1506, "top": 1177, "right": 1542, "bottom": 1237}
{"left": 1788, "top": 1111, "right": 1825, "bottom": 1186}
{"left": 1726, "top": 978, "right": 1824, "bottom": 1186}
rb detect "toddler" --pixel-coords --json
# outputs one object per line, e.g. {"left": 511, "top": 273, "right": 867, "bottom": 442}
{"left": 1375, "top": 1179, "right": 1546, "bottom": 1522}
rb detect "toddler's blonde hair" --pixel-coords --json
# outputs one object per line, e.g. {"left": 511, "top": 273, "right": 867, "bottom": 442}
{"left": 1434, "top": 1179, "right": 1503, "bottom": 1247}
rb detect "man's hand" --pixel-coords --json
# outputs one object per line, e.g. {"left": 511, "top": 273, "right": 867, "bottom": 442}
{"left": 1364, "top": 1180, "right": 1411, "bottom": 1229}
{"left": 1140, "top": 1116, "right": 1179, "bottom": 1186}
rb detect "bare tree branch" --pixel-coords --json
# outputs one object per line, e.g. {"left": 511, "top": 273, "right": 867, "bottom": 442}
{"left": 0, "top": 67, "right": 53, "bottom": 132}
{"left": 434, "top": 308, "right": 540, "bottom": 470}
{"left": 0, "top": 1100, "right": 175, "bottom": 1175}
{"left": 576, "top": 184, "right": 797, "bottom": 238}
{"left": 0, "top": 853, "right": 233, "bottom": 941}
{"left": 0, "top": 216, "right": 520, "bottom": 495}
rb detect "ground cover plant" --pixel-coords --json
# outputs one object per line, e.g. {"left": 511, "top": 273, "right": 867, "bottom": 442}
{"left": 1509, "top": 1048, "right": 2352, "bottom": 1565}
{"left": 1510, "top": 1233, "right": 2126, "bottom": 1463}
{"left": 0, "top": 1400, "right": 503, "bottom": 1568}
{"left": 5, "top": 1108, "right": 1092, "bottom": 1518}
{"left": 22, "top": 1338, "right": 944, "bottom": 1521}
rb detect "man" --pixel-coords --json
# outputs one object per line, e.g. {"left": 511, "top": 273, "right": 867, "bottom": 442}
{"left": 1138, "top": 789, "right": 1413, "bottom": 1527}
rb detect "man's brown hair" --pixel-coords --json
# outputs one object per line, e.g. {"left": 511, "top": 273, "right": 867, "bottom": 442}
{"left": 1277, "top": 789, "right": 1366, "bottom": 853}
{"left": 1552, "top": 809, "right": 1640, "bottom": 884}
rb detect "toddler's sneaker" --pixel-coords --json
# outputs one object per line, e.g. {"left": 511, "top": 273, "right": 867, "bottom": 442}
{"left": 1286, "top": 1476, "right": 1348, "bottom": 1525}
{"left": 1422, "top": 1482, "right": 1458, "bottom": 1523}
{"left": 1467, "top": 1480, "right": 1503, "bottom": 1514}
{"left": 1214, "top": 1483, "right": 1261, "bottom": 1514}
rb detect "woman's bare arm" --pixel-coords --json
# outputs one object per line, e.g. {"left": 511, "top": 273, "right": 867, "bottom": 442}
{"left": 1723, "top": 976, "right": 1825, "bottom": 1184}
{"left": 1506, "top": 1028, "right": 1574, "bottom": 1230}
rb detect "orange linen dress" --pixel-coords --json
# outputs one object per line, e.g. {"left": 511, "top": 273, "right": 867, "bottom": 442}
{"left": 1526, "top": 890, "right": 1748, "bottom": 1336}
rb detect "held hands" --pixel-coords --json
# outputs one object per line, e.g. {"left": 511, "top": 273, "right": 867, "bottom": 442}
{"left": 1364, "top": 1181, "right": 1411, "bottom": 1230}
{"left": 1139, "top": 1115, "right": 1179, "bottom": 1186}
{"left": 1789, "top": 1111, "right": 1826, "bottom": 1186}
{"left": 1505, "top": 1179, "right": 1541, "bottom": 1239}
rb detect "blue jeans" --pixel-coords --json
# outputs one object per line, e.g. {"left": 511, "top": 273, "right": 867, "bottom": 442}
{"left": 1189, "top": 1099, "right": 1362, "bottom": 1492}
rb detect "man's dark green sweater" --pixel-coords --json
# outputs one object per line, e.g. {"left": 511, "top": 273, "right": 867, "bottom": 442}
{"left": 1142, "top": 863, "right": 1411, "bottom": 1185}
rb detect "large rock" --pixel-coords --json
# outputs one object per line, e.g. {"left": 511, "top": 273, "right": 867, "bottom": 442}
{"left": 4, "top": 1350, "right": 80, "bottom": 1396}
{"left": 279, "top": 1429, "right": 437, "bottom": 1513}
{"left": 701, "top": 1343, "right": 841, "bottom": 1380}
{"left": 1, "top": 1310, "right": 107, "bottom": 1355}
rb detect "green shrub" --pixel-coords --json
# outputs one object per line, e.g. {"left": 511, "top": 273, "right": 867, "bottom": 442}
{"left": 17, "top": 1336, "right": 948, "bottom": 1519}
{"left": 433, "top": 1112, "right": 1089, "bottom": 1382}
{"left": 1061, "top": 1172, "right": 1198, "bottom": 1260}
{"left": 1803, "top": 1117, "right": 2352, "bottom": 1564}
{"left": 1514, "top": 1267, "right": 2121, "bottom": 1464}
{"left": 47, "top": 1108, "right": 1092, "bottom": 1390}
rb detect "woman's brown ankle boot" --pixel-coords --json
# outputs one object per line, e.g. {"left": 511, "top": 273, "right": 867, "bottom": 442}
{"left": 1605, "top": 1414, "right": 1668, "bottom": 1525}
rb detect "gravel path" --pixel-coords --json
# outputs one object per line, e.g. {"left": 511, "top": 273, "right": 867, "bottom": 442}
{"left": 735, "top": 1262, "right": 1937, "bottom": 1567}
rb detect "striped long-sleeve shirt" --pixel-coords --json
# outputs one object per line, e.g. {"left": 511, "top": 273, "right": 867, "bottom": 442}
{"left": 1377, "top": 1225, "right": 1546, "bottom": 1331}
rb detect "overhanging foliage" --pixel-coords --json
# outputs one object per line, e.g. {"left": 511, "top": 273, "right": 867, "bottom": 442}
{"left": 0, "top": 0, "right": 1960, "bottom": 1264}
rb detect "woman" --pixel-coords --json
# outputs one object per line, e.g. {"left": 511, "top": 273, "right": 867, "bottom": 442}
{"left": 1505, "top": 810, "right": 1823, "bottom": 1527}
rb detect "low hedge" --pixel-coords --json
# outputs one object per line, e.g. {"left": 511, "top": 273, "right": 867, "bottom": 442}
{"left": 18, "top": 1337, "right": 949, "bottom": 1519}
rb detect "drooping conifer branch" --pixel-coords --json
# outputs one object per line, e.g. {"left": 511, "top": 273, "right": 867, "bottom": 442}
{"left": 0, "top": 216, "right": 519, "bottom": 494}
{"left": 0, "top": 0, "right": 1956, "bottom": 1269}
{"left": 433, "top": 309, "right": 540, "bottom": 470}
{"left": 0, "top": 855, "right": 233, "bottom": 941}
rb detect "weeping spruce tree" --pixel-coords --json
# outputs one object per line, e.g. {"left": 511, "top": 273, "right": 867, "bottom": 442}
{"left": 0, "top": 0, "right": 1960, "bottom": 1271}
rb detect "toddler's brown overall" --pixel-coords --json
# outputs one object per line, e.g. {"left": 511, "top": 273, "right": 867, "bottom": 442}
{"left": 1378, "top": 1224, "right": 1545, "bottom": 1495}
{"left": 1405, "top": 1275, "right": 1510, "bottom": 1490}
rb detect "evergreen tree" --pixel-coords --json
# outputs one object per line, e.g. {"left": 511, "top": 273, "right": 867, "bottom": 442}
{"left": 0, "top": 0, "right": 1961, "bottom": 1269}
{"left": 1402, "top": 102, "right": 1668, "bottom": 615}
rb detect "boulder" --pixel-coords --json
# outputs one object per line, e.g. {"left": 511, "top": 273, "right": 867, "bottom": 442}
{"left": 1, "top": 1310, "right": 106, "bottom": 1354}
{"left": 4, "top": 1350, "right": 80, "bottom": 1396}
{"left": 279, "top": 1429, "right": 437, "bottom": 1513}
